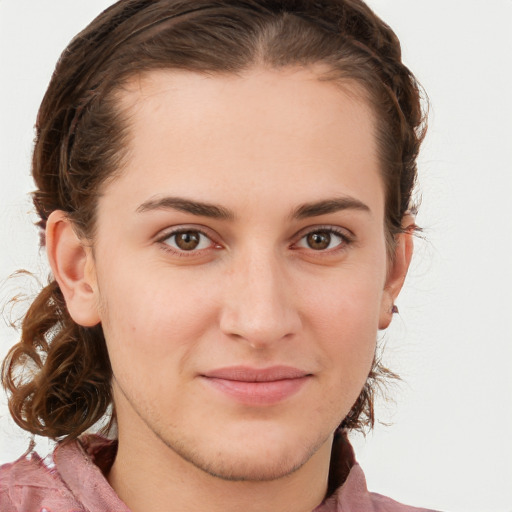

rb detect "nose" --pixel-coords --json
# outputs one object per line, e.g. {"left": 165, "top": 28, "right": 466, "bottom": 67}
{"left": 219, "top": 248, "right": 301, "bottom": 349}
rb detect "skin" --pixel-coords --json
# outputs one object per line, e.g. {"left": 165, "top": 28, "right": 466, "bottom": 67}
{"left": 47, "top": 66, "right": 413, "bottom": 512}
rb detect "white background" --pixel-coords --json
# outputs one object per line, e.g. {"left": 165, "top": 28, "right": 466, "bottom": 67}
{"left": 0, "top": 1, "right": 511, "bottom": 511}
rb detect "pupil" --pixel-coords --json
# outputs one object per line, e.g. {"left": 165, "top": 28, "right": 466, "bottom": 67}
{"left": 176, "top": 231, "right": 200, "bottom": 250}
{"left": 307, "top": 232, "right": 330, "bottom": 250}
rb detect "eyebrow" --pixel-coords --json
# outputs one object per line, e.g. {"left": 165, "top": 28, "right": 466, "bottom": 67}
{"left": 136, "top": 195, "right": 370, "bottom": 220}
{"left": 291, "top": 197, "right": 371, "bottom": 219}
{"left": 136, "top": 196, "right": 234, "bottom": 220}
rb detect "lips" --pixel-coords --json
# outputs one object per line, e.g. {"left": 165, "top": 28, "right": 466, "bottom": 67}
{"left": 203, "top": 365, "right": 310, "bottom": 382}
{"left": 200, "top": 366, "right": 312, "bottom": 405}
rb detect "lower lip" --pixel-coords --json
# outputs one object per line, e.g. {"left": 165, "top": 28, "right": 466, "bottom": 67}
{"left": 201, "top": 376, "right": 310, "bottom": 405}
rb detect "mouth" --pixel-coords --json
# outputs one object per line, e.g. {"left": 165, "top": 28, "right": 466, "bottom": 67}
{"left": 200, "top": 366, "right": 312, "bottom": 405}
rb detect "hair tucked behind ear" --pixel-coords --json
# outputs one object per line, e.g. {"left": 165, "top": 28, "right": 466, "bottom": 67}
{"left": 2, "top": 0, "right": 427, "bottom": 441}
{"left": 2, "top": 281, "right": 112, "bottom": 440}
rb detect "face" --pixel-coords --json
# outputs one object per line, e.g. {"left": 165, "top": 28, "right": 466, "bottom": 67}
{"left": 62, "top": 67, "right": 406, "bottom": 481}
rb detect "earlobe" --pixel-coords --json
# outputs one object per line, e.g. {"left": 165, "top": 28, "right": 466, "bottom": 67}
{"left": 378, "top": 218, "right": 415, "bottom": 330}
{"left": 46, "top": 210, "right": 101, "bottom": 327}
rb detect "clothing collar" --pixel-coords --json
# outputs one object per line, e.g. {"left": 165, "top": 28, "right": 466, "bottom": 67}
{"left": 54, "top": 431, "right": 366, "bottom": 512}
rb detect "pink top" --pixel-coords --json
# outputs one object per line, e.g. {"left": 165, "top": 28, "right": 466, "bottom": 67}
{"left": 0, "top": 433, "right": 440, "bottom": 512}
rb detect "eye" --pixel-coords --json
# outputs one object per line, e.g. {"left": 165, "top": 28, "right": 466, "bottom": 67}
{"left": 162, "top": 229, "right": 214, "bottom": 252}
{"left": 296, "top": 228, "right": 348, "bottom": 251}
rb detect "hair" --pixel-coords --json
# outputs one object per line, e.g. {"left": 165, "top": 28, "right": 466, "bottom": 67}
{"left": 2, "top": 0, "right": 427, "bottom": 441}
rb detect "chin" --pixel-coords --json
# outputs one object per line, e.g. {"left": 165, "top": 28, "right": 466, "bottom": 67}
{"left": 157, "top": 422, "right": 331, "bottom": 482}
{"left": 192, "top": 451, "right": 307, "bottom": 482}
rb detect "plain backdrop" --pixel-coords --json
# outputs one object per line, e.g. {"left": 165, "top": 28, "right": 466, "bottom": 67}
{"left": 1, "top": 2, "right": 511, "bottom": 511}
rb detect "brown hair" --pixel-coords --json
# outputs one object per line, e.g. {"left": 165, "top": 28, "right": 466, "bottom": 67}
{"left": 2, "top": 0, "right": 427, "bottom": 441}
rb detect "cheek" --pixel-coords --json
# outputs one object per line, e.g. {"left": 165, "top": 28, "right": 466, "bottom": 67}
{"left": 305, "top": 266, "right": 384, "bottom": 332}
{"left": 96, "top": 261, "right": 219, "bottom": 378}
{"left": 302, "top": 266, "right": 384, "bottom": 376}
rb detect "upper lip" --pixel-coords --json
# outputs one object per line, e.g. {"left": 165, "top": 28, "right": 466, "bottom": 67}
{"left": 202, "top": 366, "right": 311, "bottom": 382}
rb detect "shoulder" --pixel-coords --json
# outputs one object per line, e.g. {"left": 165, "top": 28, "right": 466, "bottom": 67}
{"left": 369, "top": 489, "right": 441, "bottom": 512}
{"left": 0, "top": 449, "right": 83, "bottom": 512}
{"left": 1, "top": 435, "right": 128, "bottom": 512}
{"left": 322, "top": 432, "right": 443, "bottom": 512}
{"left": 326, "top": 463, "right": 442, "bottom": 512}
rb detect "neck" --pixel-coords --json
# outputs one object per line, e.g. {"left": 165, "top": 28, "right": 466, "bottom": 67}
{"left": 108, "top": 423, "right": 332, "bottom": 512}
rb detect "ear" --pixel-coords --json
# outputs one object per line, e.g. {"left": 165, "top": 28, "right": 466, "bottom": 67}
{"left": 46, "top": 210, "right": 101, "bottom": 327}
{"left": 378, "top": 216, "right": 415, "bottom": 330}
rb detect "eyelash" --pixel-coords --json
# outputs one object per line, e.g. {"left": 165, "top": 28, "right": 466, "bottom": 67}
{"left": 293, "top": 226, "right": 353, "bottom": 254}
{"left": 157, "top": 227, "right": 220, "bottom": 258}
{"left": 156, "top": 225, "right": 354, "bottom": 258}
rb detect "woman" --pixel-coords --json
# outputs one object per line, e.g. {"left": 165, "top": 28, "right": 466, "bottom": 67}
{"left": 1, "top": 1, "right": 434, "bottom": 511}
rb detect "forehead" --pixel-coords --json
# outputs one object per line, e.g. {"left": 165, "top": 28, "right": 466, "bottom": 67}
{"left": 104, "top": 66, "right": 383, "bottom": 217}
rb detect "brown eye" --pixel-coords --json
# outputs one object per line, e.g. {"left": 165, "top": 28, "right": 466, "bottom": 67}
{"left": 296, "top": 229, "right": 347, "bottom": 252}
{"left": 306, "top": 231, "right": 332, "bottom": 250}
{"left": 163, "top": 230, "right": 212, "bottom": 252}
{"left": 175, "top": 231, "right": 200, "bottom": 250}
